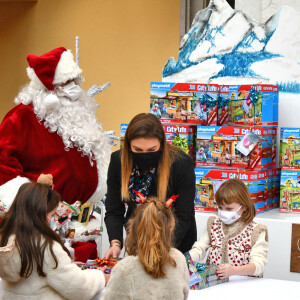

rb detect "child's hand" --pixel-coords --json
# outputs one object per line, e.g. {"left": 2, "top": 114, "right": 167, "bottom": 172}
{"left": 216, "top": 264, "right": 235, "bottom": 279}
{"left": 101, "top": 266, "right": 110, "bottom": 286}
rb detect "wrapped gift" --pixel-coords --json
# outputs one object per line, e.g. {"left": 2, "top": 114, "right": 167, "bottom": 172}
{"left": 78, "top": 257, "right": 121, "bottom": 274}
{"left": 184, "top": 252, "right": 228, "bottom": 290}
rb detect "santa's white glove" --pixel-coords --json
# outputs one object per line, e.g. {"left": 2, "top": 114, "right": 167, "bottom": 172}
{"left": 105, "top": 131, "right": 121, "bottom": 146}
{"left": 86, "top": 82, "right": 111, "bottom": 97}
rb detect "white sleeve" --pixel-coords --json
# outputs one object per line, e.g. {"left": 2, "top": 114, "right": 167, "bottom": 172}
{"left": 249, "top": 231, "right": 269, "bottom": 276}
{"left": 102, "top": 261, "right": 133, "bottom": 300}
{"left": 0, "top": 176, "right": 30, "bottom": 210}
{"left": 189, "top": 228, "right": 210, "bottom": 263}
{"left": 44, "top": 242, "right": 105, "bottom": 300}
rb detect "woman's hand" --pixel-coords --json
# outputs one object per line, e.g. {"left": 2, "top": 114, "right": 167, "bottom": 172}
{"left": 105, "top": 240, "right": 121, "bottom": 258}
{"left": 216, "top": 263, "right": 236, "bottom": 279}
{"left": 37, "top": 173, "right": 53, "bottom": 186}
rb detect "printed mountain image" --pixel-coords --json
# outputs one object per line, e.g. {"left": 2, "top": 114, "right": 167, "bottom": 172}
{"left": 162, "top": 0, "right": 300, "bottom": 94}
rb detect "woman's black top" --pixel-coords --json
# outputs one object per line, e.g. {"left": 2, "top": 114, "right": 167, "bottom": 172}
{"left": 104, "top": 149, "right": 197, "bottom": 253}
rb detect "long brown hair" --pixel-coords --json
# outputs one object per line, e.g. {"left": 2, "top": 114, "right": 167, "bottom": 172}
{"left": 121, "top": 113, "right": 177, "bottom": 201}
{"left": 215, "top": 178, "right": 256, "bottom": 224}
{"left": 0, "top": 182, "right": 71, "bottom": 278}
{"left": 125, "top": 197, "right": 176, "bottom": 278}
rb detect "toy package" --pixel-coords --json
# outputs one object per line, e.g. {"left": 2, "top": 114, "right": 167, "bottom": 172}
{"left": 280, "top": 170, "right": 300, "bottom": 213}
{"left": 280, "top": 128, "right": 300, "bottom": 169}
{"left": 264, "top": 169, "right": 274, "bottom": 211}
{"left": 273, "top": 168, "right": 281, "bottom": 208}
{"left": 195, "top": 126, "right": 273, "bottom": 170}
{"left": 163, "top": 124, "right": 196, "bottom": 158}
{"left": 184, "top": 252, "right": 228, "bottom": 290}
{"left": 195, "top": 168, "right": 266, "bottom": 213}
{"left": 78, "top": 257, "right": 121, "bottom": 274}
{"left": 217, "top": 85, "right": 229, "bottom": 126}
{"left": 227, "top": 84, "right": 277, "bottom": 126}
{"left": 150, "top": 82, "right": 218, "bottom": 125}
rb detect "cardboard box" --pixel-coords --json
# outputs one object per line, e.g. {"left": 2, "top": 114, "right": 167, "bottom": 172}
{"left": 280, "top": 169, "right": 300, "bottom": 213}
{"left": 217, "top": 85, "right": 229, "bottom": 126}
{"left": 196, "top": 126, "right": 273, "bottom": 170}
{"left": 184, "top": 252, "right": 228, "bottom": 290}
{"left": 150, "top": 82, "right": 217, "bottom": 125}
{"left": 194, "top": 168, "right": 266, "bottom": 213}
{"left": 227, "top": 84, "right": 277, "bottom": 126}
{"left": 280, "top": 128, "right": 300, "bottom": 169}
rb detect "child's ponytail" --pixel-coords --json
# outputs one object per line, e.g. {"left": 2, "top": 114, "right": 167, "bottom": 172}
{"left": 125, "top": 198, "right": 176, "bottom": 278}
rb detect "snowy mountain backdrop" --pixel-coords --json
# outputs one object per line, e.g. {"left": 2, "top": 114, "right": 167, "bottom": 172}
{"left": 163, "top": 0, "right": 300, "bottom": 94}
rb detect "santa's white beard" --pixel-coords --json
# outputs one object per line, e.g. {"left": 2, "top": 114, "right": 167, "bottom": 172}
{"left": 14, "top": 84, "right": 111, "bottom": 166}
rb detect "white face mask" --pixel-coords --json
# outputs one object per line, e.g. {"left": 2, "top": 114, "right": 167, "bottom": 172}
{"left": 59, "top": 81, "right": 83, "bottom": 101}
{"left": 218, "top": 206, "right": 242, "bottom": 225}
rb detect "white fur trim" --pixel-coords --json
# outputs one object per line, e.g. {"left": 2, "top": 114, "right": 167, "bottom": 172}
{"left": 87, "top": 149, "right": 111, "bottom": 203}
{"left": 0, "top": 176, "right": 31, "bottom": 210}
{"left": 53, "top": 50, "right": 82, "bottom": 85}
{"left": 44, "top": 93, "right": 60, "bottom": 110}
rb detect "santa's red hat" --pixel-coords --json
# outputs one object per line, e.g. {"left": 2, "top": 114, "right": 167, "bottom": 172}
{"left": 26, "top": 47, "right": 82, "bottom": 91}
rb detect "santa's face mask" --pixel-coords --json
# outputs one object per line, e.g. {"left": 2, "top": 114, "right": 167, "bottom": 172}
{"left": 58, "top": 81, "right": 83, "bottom": 101}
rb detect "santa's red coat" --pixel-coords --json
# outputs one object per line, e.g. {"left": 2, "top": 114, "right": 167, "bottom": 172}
{"left": 0, "top": 104, "right": 98, "bottom": 204}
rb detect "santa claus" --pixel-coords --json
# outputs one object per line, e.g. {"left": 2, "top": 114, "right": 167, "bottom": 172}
{"left": 0, "top": 47, "right": 111, "bottom": 210}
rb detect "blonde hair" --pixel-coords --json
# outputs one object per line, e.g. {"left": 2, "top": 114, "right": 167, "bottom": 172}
{"left": 121, "top": 113, "right": 177, "bottom": 201}
{"left": 215, "top": 178, "right": 256, "bottom": 224}
{"left": 125, "top": 197, "right": 176, "bottom": 278}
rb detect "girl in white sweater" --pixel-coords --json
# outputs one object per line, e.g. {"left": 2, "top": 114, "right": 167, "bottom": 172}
{"left": 189, "top": 178, "right": 269, "bottom": 279}
{"left": 0, "top": 182, "right": 107, "bottom": 300}
{"left": 103, "top": 195, "right": 190, "bottom": 300}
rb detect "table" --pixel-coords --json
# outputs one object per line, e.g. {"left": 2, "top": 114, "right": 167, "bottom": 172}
{"left": 92, "top": 276, "right": 299, "bottom": 300}
{"left": 1, "top": 276, "right": 299, "bottom": 299}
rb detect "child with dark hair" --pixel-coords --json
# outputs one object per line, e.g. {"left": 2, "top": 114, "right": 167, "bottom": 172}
{"left": 0, "top": 182, "right": 107, "bottom": 299}
{"left": 103, "top": 196, "right": 190, "bottom": 299}
{"left": 189, "top": 178, "right": 269, "bottom": 279}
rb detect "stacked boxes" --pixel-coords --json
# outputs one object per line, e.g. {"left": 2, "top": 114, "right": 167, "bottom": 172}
{"left": 195, "top": 168, "right": 266, "bottom": 213}
{"left": 280, "top": 128, "right": 300, "bottom": 213}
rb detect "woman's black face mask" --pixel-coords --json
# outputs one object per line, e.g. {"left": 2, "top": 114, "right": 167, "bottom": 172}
{"left": 131, "top": 150, "right": 161, "bottom": 171}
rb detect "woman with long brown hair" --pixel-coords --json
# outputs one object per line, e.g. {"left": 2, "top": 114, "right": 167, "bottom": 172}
{"left": 103, "top": 197, "right": 190, "bottom": 299}
{"left": 105, "top": 113, "right": 197, "bottom": 258}
{"left": 0, "top": 182, "right": 107, "bottom": 299}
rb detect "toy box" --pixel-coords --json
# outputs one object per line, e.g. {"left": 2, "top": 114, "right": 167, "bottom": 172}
{"left": 280, "top": 128, "right": 300, "bottom": 169}
{"left": 273, "top": 168, "right": 281, "bottom": 208}
{"left": 280, "top": 169, "right": 300, "bottom": 213}
{"left": 78, "top": 257, "right": 121, "bottom": 274}
{"left": 265, "top": 169, "right": 274, "bottom": 211}
{"left": 217, "top": 85, "right": 229, "bottom": 126}
{"left": 195, "top": 168, "right": 266, "bottom": 213}
{"left": 196, "top": 126, "right": 273, "bottom": 170}
{"left": 227, "top": 84, "right": 277, "bottom": 126}
{"left": 150, "top": 82, "right": 218, "bottom": 125}
{"left": 120, "top": 123, "right": 128, "bottom": 149}
{"left": 184, "top": 252, "right": 228, "bottom": 290}
{"left": 163, "top": 124, "right": 196, "bottom": 159}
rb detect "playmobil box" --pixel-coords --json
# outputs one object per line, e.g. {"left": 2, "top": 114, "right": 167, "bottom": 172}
{"left": 194, "top": 168, "right": 266, "bottom": 213}
{"left": 280, "top": 169, "right": 300, "bottom": 213}
{"left": 184, "top": 252, "right": 228, "bottom": 290}
{"left": 227, "top": 84, "right": 277, "bottom": 126}
{"left": 120, "top": 123, "right": 129, "bottom": 149}
{"left": 196, "top": 126, "right": 273, "bottom": 170}
{"left": 280, "top": 128, "right": 300, "bottom": 169}
{"left": 163, "top": 124, "right": 196, "bottom": 159}
{"left": 271, "top": 127, "right": 278, "bottom": 167}
{"left": 217, "top": 85, "right": 229, "bottom": 126}
{"left": 273, "top": 85, "right": 279, "bottom": 126}
{"left": 264, "top": 169, "right": 274, "bottom": 210}
{"left": 273, "top": 167, "right": 281, "bottom": 208}
{"left": 150, "top": 82, "right": 218, "bottom": 125}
